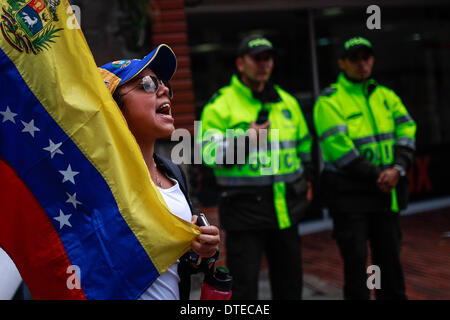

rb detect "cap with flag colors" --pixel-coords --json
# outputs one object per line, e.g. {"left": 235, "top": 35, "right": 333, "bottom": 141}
{"left": 98, "top": 44, "right": 177, "bottom": 95}
{"left": 0, "top": 0, "right": 199, "bottom": 300}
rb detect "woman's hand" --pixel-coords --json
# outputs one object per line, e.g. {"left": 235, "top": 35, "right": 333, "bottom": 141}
{"left": 191, "top": 215, "right": 220, "bottom": 258}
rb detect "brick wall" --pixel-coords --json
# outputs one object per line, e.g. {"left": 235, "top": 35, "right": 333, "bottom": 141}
{"left": 152, "top": 0, "right": 196, "bottom": 133}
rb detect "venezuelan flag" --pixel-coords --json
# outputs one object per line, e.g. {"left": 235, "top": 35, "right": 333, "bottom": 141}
{"left": 0, "top": 0, "right": 199, "bottom": 299}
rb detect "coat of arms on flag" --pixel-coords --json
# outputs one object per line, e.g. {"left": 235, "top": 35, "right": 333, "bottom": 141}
{"left": 0, "top": 0, "right": 199, "bottom": 299}
{"left": 0, "top": 0, "right": 62, "bottom": 54}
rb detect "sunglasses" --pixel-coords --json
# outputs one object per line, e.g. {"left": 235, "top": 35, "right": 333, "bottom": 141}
{"left": 121, "top": 75, "right": 173, "bottom": 99}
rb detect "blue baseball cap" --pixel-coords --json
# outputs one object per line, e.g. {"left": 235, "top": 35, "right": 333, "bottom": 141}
{"left": 98, "top": 44, "right": 177, "bottom": 95}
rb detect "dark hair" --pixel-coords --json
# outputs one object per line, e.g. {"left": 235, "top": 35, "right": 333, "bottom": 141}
{"left": 112, "top": 88, "right": 124, "bottom": 110}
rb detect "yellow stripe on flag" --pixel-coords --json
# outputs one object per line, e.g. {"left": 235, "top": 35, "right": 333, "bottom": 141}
{"left": 0, "top": 0, "right": 199, "bottom": 274}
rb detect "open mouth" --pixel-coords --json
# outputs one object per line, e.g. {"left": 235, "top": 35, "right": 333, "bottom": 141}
{"left": 156, "top": 103, "right": 171, "bottom": 115}
{"left": 155, "top": 103, "right": 174, "bottom": 123}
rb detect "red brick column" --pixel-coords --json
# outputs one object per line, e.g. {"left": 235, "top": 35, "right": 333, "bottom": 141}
{"left": 151, "top": 0, "right": 196, "bottom": 133}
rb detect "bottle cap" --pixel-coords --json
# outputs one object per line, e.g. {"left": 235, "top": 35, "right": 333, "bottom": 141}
{"left": 205, "top": 266, "right": 233, "bottom": 291}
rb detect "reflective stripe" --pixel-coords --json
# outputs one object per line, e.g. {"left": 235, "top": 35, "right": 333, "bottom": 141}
{"left": 319, "top": 125, "right": 348, "bottom": 141}
{"left": 376, "top": 132, "right": 395, "bottom": 141}
{"left": 353, "top": 132, "right": 395, "bottom": 146}
{"left": 203, "top": 138, "right": 304, "bottom": 152}
{"left": 335, "top": 148, "right": 360, "bottom": 167}
{"left": 324, "top": 161, "right": 391, "bottom": 172}
{"left": 215, "top": 170, "right": 303, "bottom": 186}
{"left": 395, "top": 114, "right": 413, "bottom": 126}
{"left": 391, "top": 188, "right": 399, "bottom": 213}
{"left": 253, "top": 140, "right": 303, "bottom": 151}
{"left": 395, "top": 137, "right": 415, "bottom": 150}
{"left": 273, "top": 182, "right": 291, "bottom": 229}
{"left": 353, "top": 136, "right": 376, "bottom": 146}
{"left": 329, "top": 161, "right": 392, "bottom": 170}
{"left": 279, "top": 140, "right": 298, "bottom": 149}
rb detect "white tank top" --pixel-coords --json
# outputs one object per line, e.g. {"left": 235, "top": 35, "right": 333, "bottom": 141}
{"left": 138, "top": 177, "right": 192, "bottom": 300}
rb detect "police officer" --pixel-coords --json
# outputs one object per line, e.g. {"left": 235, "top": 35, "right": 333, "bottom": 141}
{"left": 198, "top": 35, "right": 313, "bottom": 299}
{"left": 313, "top": 37, "right": 416, "bottom": 300}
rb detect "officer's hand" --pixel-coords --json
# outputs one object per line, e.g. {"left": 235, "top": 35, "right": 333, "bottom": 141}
{"left": 377, "top": 168, "right": 400, "bottom": 193}
{"left": 248, "top": 121, "right": 271, "bottom": 144}
{"left": 191, "top": 215, "right": 220, "bottom": 258}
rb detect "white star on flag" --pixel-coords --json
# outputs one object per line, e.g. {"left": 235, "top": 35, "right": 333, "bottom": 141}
{"left": 66, "top": 192, "right": 82, "bottom": 209}
{"left": 21, "top": 119, "right": 40, "bottom": 138}
{"left": 0, "top": 106, "right": 18, "bottom": 123}
{"left": 59, "top": 164, "right": 80, "bottom": 184}
{"left": 53, "top": 209, "right": 72, "bottom": 229}
{"left": 43, "top": 139, "right": 64, "bottom": 159}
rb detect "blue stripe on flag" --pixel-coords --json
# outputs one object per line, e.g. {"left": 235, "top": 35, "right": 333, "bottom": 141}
{"left": 0, "top": 48, "right": 158, "bottom": 299}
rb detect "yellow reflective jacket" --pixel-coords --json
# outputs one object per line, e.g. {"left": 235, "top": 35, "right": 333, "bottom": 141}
{"left": 198, "top": 75, "right": 312, "bottom": 229}
{"left": 314, "top": 73, "right": 416, "bottom": 212}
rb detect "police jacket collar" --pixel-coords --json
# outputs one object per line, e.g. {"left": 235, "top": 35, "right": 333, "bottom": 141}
{"left": 338, "top": 72, "right": 378, "bottom": 96}
{"left": 232, "top": 74, "right": 282, "bottom": 104}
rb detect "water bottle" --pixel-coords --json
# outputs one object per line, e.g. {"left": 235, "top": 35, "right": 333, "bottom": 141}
{"left": 200, "top": 266, "right": 232, "bottom": 300}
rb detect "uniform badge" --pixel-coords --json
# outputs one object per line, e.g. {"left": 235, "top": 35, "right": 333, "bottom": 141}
{"left": 282, "top": 109, "right": 292, "bottom": 120}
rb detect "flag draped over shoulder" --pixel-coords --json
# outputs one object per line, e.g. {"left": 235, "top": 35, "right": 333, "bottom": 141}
{"left": 0, "top": 0, "right": 199, "bottom": 300}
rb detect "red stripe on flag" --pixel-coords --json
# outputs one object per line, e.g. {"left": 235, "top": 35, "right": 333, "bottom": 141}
{"left": 0, "top": 158, "right": 86, "bottom": 300}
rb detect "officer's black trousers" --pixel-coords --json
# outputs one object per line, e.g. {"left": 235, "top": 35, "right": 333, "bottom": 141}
{"left": 330, "top": 210, "right": 407, "bottom": 300}
{"left": 225, "top": 226, "right": 303, "bottom": 300}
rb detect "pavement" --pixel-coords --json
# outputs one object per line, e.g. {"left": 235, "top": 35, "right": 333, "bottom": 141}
{"left": 190, "top": 270, "right": 342, "bottom": 300}
{"left": 197, "top": 206, "right": 450, "bottom": 300}
{"left": 7, "top": 205, "right": 449, "bottom": 300}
